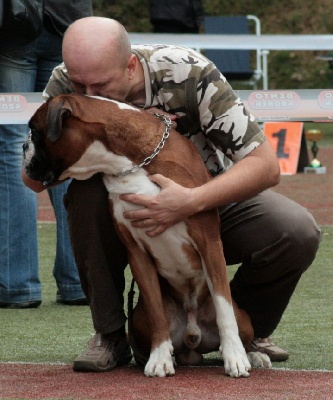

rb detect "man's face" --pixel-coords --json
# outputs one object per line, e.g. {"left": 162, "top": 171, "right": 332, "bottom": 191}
{"left": 67, "top": 60, "right": 131, "bottom": 102}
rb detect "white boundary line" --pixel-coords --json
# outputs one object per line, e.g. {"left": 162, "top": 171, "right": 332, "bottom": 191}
{"left": 0, "top": 361, "right": 332, "bottom": 373}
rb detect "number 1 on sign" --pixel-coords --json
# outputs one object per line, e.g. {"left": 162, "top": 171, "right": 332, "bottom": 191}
{"left": 264, "top": 122, "right": 304, "bottom": 175}
{"left": 272, "top": 129, "right": 289, "bottom": 159}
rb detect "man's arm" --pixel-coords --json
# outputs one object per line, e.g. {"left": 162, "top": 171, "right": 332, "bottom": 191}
{"left": 190, "top": 140, "right": 280, "bottom": 212}
{"left": 121, "top": 140, "right": 280, "bottom": 237}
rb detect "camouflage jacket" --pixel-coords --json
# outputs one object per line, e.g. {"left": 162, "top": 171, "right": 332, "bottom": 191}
{"left": 44, "top": 44, "right": 266, "bottom": 176}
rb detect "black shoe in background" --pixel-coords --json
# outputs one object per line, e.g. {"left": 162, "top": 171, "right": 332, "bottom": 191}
{"left": 0, "top": 300, "right": 41, "bottom": 309}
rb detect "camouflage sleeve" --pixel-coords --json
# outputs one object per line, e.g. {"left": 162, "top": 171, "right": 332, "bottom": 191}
{"left": 197, "top": 63, "right": 266, "bottom": 162}
{"left": 42, "top": 63, "right": 73, "bottom": 102}
{"left": 135, "top": 44, "right": 267, "bottom": 169}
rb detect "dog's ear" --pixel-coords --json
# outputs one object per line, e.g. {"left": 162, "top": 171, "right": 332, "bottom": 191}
{"left": 46, "top": 98, "right": 73, "bottom": 142}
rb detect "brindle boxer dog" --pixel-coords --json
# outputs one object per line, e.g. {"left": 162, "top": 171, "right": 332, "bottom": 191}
{"left": 23, "top": 93, "right": 271, "bottom": 377}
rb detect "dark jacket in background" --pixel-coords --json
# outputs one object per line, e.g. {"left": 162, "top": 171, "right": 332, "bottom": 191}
{"left": 44, "top": 0, "right": 93, "bottom": 35}
{"left": 0, "top": 0, "right": 93, "bottom": 47}
{"left": 150, "top": 0, "right": 203, "bottom": 33}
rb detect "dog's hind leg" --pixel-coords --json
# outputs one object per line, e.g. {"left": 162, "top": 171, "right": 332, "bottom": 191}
{"left": 127, "top": 283, "right": 151, "bottom": 367}
{"left": 176, "top": 350, "right": 203, "bottom": 366}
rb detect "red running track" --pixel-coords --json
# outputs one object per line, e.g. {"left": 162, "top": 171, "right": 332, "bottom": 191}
{"left": 0, "top": 363, "right": 332, "bottom": 400}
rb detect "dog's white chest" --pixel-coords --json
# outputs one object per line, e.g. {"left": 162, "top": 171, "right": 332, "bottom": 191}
{"left": 62, "top": 140, "right": 206, "bottom": 287}
{"left": 103, "top": 173, "right": 205, "bottom": 287}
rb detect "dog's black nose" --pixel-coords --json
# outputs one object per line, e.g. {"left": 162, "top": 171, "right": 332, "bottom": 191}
{"left": 42, "top": 171, "right": 57, "bottom": 187}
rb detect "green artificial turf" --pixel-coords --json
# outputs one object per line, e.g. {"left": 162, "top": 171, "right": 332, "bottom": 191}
{"left": 269, "top": 225, "right": 333, "bottom": 371}
{"left": 0, "top": 223, "right": 332, "bottom": 371}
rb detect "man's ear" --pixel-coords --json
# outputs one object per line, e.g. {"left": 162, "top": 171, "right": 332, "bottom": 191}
{"left": 127, "top": 54, "right": 138, "bottom": 80}
{"left": 46, "top": 98, "right": 73, "bottom": 142}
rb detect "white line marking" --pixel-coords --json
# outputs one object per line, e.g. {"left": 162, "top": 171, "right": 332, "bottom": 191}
{"left": 0, "top": 361, "right": 331, "bottom": 373}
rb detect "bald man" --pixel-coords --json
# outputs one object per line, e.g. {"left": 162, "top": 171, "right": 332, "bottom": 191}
{"left": 23, "top": 17, "right": 321, "bottom": 372}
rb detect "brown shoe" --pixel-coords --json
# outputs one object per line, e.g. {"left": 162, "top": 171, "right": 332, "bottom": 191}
{"left": 73, "top": 332, "right": 132, "bottom": 372}
{"left": 249, "top": 338, "right": 289, "bottom": 362}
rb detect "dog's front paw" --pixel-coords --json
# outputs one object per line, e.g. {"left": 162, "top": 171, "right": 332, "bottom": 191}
{"left": 221, "top": 345, "right": 251, "bottom": 378}
{"left": 247, "top": 351, "right": 272, "bottom": 368}
{"left": 144, "top": 340, "right": 175, "bottom": 377}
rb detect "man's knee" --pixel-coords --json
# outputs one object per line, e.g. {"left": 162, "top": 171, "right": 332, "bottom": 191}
{"left": 282, "top": 205, "right": 322, "bottom": 272}
{"left": 261, "top": 191, "right": 322, "bottom": 272}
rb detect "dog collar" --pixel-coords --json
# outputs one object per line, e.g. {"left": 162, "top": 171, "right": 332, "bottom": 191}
{"left": 113, "top": 113, "right": 173, "bottom": 177}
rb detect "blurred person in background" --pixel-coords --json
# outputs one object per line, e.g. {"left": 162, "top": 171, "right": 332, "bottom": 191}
{"left": 150, "top": 0, "right": 203, "bottom": 33}
{"left": 0, "top": 0, "right": 92, "bottom": 308}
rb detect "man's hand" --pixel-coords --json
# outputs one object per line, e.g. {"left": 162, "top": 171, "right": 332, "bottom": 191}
{"left": 146, "top": 107, "right": 178, "bottom": 129}
{"left": 120, "top": 174, "right": 195, "bottom": 237}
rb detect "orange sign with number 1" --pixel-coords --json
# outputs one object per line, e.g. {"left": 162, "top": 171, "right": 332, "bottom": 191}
{"left": 264, "top": 122, "right": 304, "bottom": 175}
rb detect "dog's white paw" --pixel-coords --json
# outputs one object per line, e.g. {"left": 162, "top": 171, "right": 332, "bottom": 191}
{"left": 221, "top": 344, "right": 251, "bottom": 378}
{"left": 247, "top": 351, "right": 272, "bottom": 368}
{"left": 144, "top": 340, "right": 175, "bottom": 377}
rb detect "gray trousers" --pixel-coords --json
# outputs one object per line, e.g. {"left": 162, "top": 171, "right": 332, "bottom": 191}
{"left": 64, "top": 174, "right": 322, "bottom": 338}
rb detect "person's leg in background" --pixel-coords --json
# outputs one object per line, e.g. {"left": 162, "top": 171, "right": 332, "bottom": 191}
{"left": 48, "top": 184, "right": 86, "bottom": 303}
{"left": 0, "top": 42, "right": 41, "bottom": 308}
{"left": 35, "top": 26, "right": 86, "bottom": 304}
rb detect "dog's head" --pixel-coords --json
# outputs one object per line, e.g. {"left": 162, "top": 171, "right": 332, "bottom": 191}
{"left": 23, "top": 94, "right": 110, "bottom": 186}
{"left": 23, "top": 97, "right": 68, "bottom": 186}
{"left": 24, "top": 93, "right": 196, "bottom": 189}
{"left": 23, "top": 93, "right": 170, "bottom": 187}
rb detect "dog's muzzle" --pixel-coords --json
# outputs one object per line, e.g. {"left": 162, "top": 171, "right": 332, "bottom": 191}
{"left": 22, "top": 133, "right": 58, "bottom": 187}
{"left": 22, "top": 132, "right": 34, "bottom": 167}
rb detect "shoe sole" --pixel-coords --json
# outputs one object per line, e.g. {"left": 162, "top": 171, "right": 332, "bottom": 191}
{"left": 268, "top": 353, "right": 289, "bottom": 362}
{"left": 250, "top": 346, "right": 289, "bottom": 362}
{"left": 73, "top": 352, "right": 132, "bottom": 373}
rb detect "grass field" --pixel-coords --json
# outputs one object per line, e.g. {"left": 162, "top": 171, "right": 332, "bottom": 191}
{"left": 1, "top": 223, "right": 332, "bottom": 372}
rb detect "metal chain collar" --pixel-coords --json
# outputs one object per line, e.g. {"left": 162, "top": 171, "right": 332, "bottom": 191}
{"left": 114, "top": 113, "right": 173, "bottom": 177}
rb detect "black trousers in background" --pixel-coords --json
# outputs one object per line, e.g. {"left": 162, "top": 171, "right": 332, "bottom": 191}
{"left": 152, "top": 20, "right": 199, "bottom": 33}
{"left": 64, "top": 174, "right": 322, "bottom": 338}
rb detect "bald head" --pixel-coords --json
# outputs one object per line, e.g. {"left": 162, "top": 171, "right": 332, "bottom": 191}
{"left": 63, "top": 17, "right": 132, "bottom": 72}
{"left": 60, "top": 17, "right": 144, "bottom": 103}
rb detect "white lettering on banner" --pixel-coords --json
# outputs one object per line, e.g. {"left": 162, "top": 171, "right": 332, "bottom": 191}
{"left": 255, "top": 100, "right": 295, "bottom": 108}
{"left": 254, "top": 92, "right": 295, "bottom": 100}
{"left": 0, "top": 95, "right": 27, "bottom": 112}
{"left": 0, "top": 103, "right": 22, "bottom": 111}
{"left": 248, "top": 91, "right": 300, "bottom": 110}
{"left": 0, "top": 95, "right": 20, "bottom": 102}
{"left": 318, "top": 91, "right": 333, "bottom": 109}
